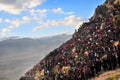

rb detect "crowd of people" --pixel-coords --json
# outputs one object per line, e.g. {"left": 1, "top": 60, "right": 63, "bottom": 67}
{"left": 20, "top": 1, "right": 120, "bottom": 80}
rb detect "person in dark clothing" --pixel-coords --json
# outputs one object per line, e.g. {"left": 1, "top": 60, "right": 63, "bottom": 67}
{"left": 86, "top": 67, "right": 92, "bottom": 79}
{"left": 94, "top": 59, "right": 99, "bottom": 75}
{"left": 111, "top": 53, "right": 117, "bottom": 69}
{"left": 102, "top": 58, "right": 108, "bottom": 71}
{"left": 107, "top": 53, "right": 112, "bottom": 70}
{"left": 76, "top": 70, "right": 81, "bottom": 80}
{"left": 118, "top": 44, "right": 120, "bottom": 67}
{"left": 57, "top": 73, "right": 64, "bottom": 80}
{"left": 90, "top": 62, "right": 95, "bottom": 77}
{"left": 81, "top": 69, "right": 85, "bottom": 80}
{"left": 94, "top": 58, "right": 101, "bottom": 75}
{"left": 98, "top": 59, "right": 102, "bottom": 73}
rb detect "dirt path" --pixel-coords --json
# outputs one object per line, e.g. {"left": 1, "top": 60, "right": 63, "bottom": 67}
{"left": 92, "top": 69, "right": 120, "bottom": 80}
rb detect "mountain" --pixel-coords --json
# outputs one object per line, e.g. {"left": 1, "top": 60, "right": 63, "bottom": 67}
{"left": 20, "top": 0, "right": 120, "bottom": 80}
{"left": 0, "top": 34, "right": 71, "bottom": 56}
{"left": 0, "top": 34, "right": 71, "bottom": 80}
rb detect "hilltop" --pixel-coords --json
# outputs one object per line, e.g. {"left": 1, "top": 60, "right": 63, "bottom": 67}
{"left": 20, "top": 0, "right": 120, "bottom": 80}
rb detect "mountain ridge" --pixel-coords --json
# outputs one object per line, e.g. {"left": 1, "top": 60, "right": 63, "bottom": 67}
{"left": 0, "top": 33, "right": 71, "bottom": 42}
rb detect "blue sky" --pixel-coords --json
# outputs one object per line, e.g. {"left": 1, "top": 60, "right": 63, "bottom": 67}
{"left": 0, "top": 0, "right": 105, "bottom": 38}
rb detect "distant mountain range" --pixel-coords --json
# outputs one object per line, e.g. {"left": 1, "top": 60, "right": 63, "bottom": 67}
{"left": 0, "top": 34, "right": 71, "bottom": 80}
{"left": 0, "top": 34, "right": 71, "bottom": 56}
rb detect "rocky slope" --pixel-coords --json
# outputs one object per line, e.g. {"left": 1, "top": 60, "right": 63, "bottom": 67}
{"left": 20, "top": 0, "right": 120, "bottom": 80}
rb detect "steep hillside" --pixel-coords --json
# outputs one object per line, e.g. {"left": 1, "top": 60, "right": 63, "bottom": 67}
{"left": 20, "top": 0, "right": 120, "bottom": 80}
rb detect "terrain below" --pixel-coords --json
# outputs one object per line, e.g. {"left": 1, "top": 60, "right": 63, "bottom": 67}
{"left": 93, "top": 68, "right": 120, "bottom": 80}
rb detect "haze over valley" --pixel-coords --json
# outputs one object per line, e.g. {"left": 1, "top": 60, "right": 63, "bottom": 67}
{"left": 0, "top": 34, "right": 71, "bottom": 80}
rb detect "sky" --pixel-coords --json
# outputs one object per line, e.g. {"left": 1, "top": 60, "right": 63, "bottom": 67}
{"left": 0, "top": 0, "right": 105, "bottom": 38}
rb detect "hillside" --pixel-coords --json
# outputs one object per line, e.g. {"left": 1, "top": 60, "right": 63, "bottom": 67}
{"left": 20, "top": 0, "right": 120, "bottom": 80}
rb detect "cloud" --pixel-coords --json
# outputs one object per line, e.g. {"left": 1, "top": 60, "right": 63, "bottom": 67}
{"left": 63, "top": 15, "right": 87, "bottom": 29}
{"left": 52, "top": 8, "right": 63, "bottom": 13}
{"left": 34, "top": 9, "right": 48, "bottom": 13}
{"left": 0, "top": 0, "right": 45, "bottom": 14}
{"left": 0, "top": 16, "right": 31, "bottom": 36}
{"left": 29, "top": 8, "right": 73, "bottom": 19}
{"left": 52, "top": 8, "right": 74, "bottom": 15}
{"left": 8, "top": 16, "right": 31, "bottom": 29}
{"left": 0, "top": 18, "right": 2, "bottom": 23}
{"left": 0, "top": 28, "right": 11, "bottom": 36}
{"left": 10, "top": 19, "right": 21, "bottom": 28}
{"left": 29, "top": 8, "right": 74, "bottom": 26}
{"left": 33, "top": 17, "right": 43, "bottom": 24}
{"left": 32, "top": 26, "right": 45, "bottom": 32}
{"left": 30, "top": 9, "right": 48, "bottom": 15}
{"left": 29, "top": 9, "right": 48, "bottom": 19}
{"left": 4, "top": 19, "right": 10, "bottom": 23}
{"left": 26, "top": 0, "right": 45, "bottom": 8}
{"left": 32, "top": 23, "right": 49, "bottom": 31}
{"left": 2, "top": 28, "right": 11, "bottom": 33}
{"left": 22, "top": 16, "right": 31, "bottom": 24}
{"left": 33, "top": 15, "right": 86, "bottom": 31}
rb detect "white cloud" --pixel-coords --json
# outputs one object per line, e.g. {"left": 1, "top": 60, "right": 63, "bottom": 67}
{"left": 0, "top": 16, "right": 32, "bottom": 36}
{"left": 0, "top": 18, "right": 2, "bottom": 23}
{"left": 29, "top": 9, "right": 48, "bottom": 19}
{"left": 26, "top": 0, "right": 45, "bottom": 8}
{"left": 9, "top": 16, "right": 31, "bottom": 29}
{"left": 10, "top": 19, "right": 21, "bottom": 28}
{"left": 33, "top": 15, "right": 86, "bottom": 31}
{"left": 36, "top": 9, "right": 48, "bottom": 13}
{"left": 22, "top": 16, "right": 31, "bottom": 23}
{"left": 28, "top": 9, "right": 48, "bottom": 26}
{"left": 63, "top": 15, "right": 87, "bottom": 29}
{"left": 0, "top": 28, "right": 11, "bottom": 36}
{"left": 29, "top": 8, "right": 74, "bottom": 26}
{"left": 33, "top": 17, "right": 43, "bottom": 24}
{"left": 2, "top": 28, "right": 11, "bottom": 33}
{"left": 4, "top": 19, "right": 10, "bottom": 23}
{"left": 32, "top": 26, "right": 45, "bottom": 32}
{"left": 29, "top": 8, "right": 73, "bottom": 20}
{"left": 30, "top": 9, "right": 48, "bottom": 15}
{"left": 0, "top": 0, "right": 45, "bottom": 14}
{"left": 0, "top": 3, "right": 23, "bottom": 14}
{"left": 32, "top": 23, "right": 49, "bottom": 31}
{"left": 52, "top": 8, "right": 74, "bottom": 15}
{"left": 52, "top": 8, "right": 63, "bottom": 13}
